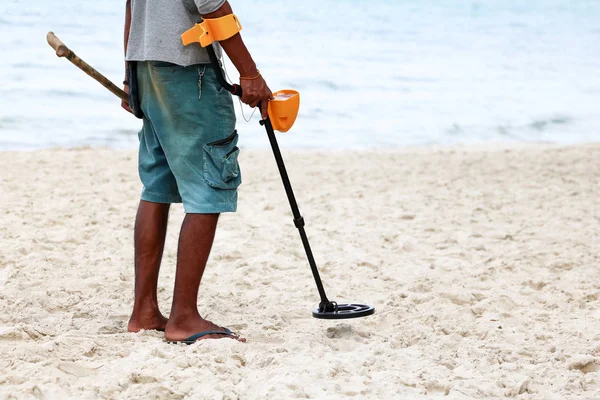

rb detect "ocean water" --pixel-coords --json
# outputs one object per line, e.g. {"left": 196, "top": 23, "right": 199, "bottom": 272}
{"left": 0, "top": 0, "right": 599, "bottom": 150}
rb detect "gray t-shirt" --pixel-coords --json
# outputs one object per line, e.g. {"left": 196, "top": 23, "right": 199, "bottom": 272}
{"left": 125, "top": 0, "right": 226, "bottom": 66}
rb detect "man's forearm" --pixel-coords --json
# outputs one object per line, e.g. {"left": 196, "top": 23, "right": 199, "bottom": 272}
{"left": 124, "top": 0, "right": 132, "bottom": 59}
{"left": 121, "top": 0, "right": 132, "bottom": 110}
{"left": 199, "top": 0, "right": 271, "bottom": 114}
{"left": 202, "top": 1, "right": 258, "bottom": 77}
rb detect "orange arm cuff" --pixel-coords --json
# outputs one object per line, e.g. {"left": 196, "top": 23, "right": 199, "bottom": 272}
{"left": 181, "top": 14, "right": 242, "bottom": 48}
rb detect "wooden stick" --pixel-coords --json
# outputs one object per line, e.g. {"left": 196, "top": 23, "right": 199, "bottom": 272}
{"left": 46, "top": 32, "right": 128, "bottom": 102}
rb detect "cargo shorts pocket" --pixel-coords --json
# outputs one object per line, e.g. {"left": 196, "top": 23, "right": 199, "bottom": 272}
{"left": 203, "top": 130, "right": 242, "bottom": 189}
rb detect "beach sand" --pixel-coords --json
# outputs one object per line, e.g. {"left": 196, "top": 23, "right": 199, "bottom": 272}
{"left": 0, "top": 144, "right": 598, "bottom": 399}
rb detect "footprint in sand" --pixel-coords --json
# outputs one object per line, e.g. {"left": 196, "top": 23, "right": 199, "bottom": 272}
{"left": 326, "top": 323, "right": 370, "bottom": 339}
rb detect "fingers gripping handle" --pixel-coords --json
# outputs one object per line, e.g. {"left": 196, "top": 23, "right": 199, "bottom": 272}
{"left": 230, "top": 83, "right": 242, "bottom": 97}
{"left": 205, "top": 43, "right": 276, "bottom": 123}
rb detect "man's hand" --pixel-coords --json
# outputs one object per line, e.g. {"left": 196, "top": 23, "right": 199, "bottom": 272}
{"left": 240, "top": 74, "right": 273, "bottom": 120}
{"left": 122, "top": 83, "right": 132, "bottom": 113}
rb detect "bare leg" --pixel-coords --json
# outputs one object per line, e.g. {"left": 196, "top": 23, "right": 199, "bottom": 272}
{"left": 165, "top": 213, "right": 245, "bottom": 342}
{"left": 128, "top": 200, "right": 170, "bottom": 332}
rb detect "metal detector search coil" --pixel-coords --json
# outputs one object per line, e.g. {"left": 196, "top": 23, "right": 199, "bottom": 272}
{"left": 313, "top": 303, "right": 375, "bottom": 320}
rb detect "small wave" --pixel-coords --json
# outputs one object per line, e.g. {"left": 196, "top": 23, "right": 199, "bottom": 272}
{"left": 393, "top": 76, "right": 439, "bottom": 83}
{"left": 286, "top": 80, "right": 349, "bottom": 92}
{"left": 318, "top": 80, "right": 345, "bottom": 91}
{"left": 446, "top": 124, "right": 463, "bottom": 136}
{"left": 529, "top": 116, "right": 572, "bottom": 131}
{"left": 509, "top": 22, "right": 528, "bottom": 29}
{"left": 302, "top": 107, "right": 325, "bottom": 120}
{"left": 496, "top": 125, "right": 522, "bottom": 139}
{"left": 112, "top": 129, "right": 138, "bottom": 136}
{"left": 43, "top": 89, "right": 107, "bottom": 101}
{"left": 0, "top": 116, "right": 19, "bottom": 124}
{"left": 11, "top": 62, "right": 62, "bottom": 70}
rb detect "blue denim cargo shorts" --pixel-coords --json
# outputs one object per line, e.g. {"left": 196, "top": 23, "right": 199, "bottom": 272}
{"left": 136, "top": 61, "right": 240, "bottom": 214}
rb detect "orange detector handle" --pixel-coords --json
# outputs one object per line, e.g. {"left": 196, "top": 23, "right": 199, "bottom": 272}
{"left": 267, "top": 90, "right": 299, "bottom": 133}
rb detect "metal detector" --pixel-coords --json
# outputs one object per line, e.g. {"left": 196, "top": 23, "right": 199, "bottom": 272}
{"left": 46, "top": 31, "right": 375, "bottom": 320}
{"left": 204, "top": 45, "right": 375, "bottom": 320}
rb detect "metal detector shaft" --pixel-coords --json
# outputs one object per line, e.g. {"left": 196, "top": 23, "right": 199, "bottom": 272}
{"left": 259, "top": 117, "right": 332, "bottom": 309}
{"left": 205, "top": 44, "right": 332, "bottom": 310}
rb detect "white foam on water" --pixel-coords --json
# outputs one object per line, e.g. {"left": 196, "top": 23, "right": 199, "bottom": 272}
{"left": 0, "top": 0, "right": 599, "bottom": 149}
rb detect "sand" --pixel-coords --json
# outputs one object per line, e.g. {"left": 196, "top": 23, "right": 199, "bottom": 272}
{"left": 0, "top": 144, "right": 599, "bottom": 399}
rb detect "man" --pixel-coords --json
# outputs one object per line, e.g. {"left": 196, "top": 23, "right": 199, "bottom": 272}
{"left": 123, "top": 0, "right": 272, "bottom": 343}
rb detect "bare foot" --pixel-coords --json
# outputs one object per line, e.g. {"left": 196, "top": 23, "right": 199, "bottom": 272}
{"left": 128, "top": 310, "right": 168, "bottom": 332}
{"left": 165, "top": 314, "right": 246, "bottom": 343}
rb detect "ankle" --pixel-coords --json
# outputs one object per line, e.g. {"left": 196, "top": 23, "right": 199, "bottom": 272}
{"left": 167, "top": 308, "right": 201, "bottom": 325}
{"left": 132, "top": 299, "right": 161, "bottom": 315}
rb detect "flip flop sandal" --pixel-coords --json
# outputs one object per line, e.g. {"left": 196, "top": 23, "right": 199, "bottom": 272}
{"left": 167, "top": 328, "right": 240, "bottom": 345}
